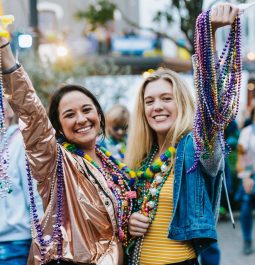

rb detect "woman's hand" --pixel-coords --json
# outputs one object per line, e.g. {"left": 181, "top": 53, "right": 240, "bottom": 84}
{"left": 210, "top": 4, "right": 239, "bottom": 53}
{"left": 0, "top": 36, "right": 16, "bottom": 70}
{"left": 243, "top": 177, "right": 254, "bottom": 195}
{"left": 211, "top": 4, "right": 239, "bottom": 32}
{"left": 128, "top": 212, "right": 149, "bottom": 237}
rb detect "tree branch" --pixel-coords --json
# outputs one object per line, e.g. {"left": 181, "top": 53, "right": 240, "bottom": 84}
{"left": 117, "top": 7, "right": 193, "bottom": 54}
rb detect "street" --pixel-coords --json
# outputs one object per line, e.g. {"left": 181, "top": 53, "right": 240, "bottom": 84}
{"left": 218, "top": 216, "right": 255, "bottom": 265}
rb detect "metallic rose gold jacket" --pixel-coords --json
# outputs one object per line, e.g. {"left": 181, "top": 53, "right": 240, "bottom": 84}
{"left": 4, "top": 67, "right": 123, "bottom": 265}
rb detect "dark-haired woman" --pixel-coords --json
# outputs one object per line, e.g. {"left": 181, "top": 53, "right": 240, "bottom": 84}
{"left": 0, "top": 37, "right": 136, "bottom": 265}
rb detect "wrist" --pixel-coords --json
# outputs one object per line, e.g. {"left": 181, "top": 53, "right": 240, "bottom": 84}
{"left": 0, "top": 42, "right": 10, "bottom": 49}
{"left": 0, "top": 44, "right": 17, "bottom": 70}
{"left": 2, "top": 62, "right": 21, "bottom": 74}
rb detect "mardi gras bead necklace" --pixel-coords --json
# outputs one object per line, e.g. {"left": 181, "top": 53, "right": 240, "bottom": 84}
{"left": 26, "top": 145, "right": 64, "bottom": 265}
{"left": 192, "top": 10, "right": 241, "bottom": 172}
{"left": 61, "top": 140, "right": 136, "bottom": 246}
{"left": 137, "top": 145, "right": 175, "bottom": 222}
{"left": 136, "top": 146, "right": 175, "bottom": 179}
{"left": 140, "top": 164, "right": 173, "bottom": 223}
{"left": 128, "top": 145, "right": 175, "bottom": 265}
{"left": 0, "top": 15, "right": 15, "bottom": 197}
{"left": 62, "top": 141, "right": 136, "bottom": 187}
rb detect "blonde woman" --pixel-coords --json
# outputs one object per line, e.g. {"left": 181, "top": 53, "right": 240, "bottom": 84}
{"left": 126, "top": 4, "right": 239, "bottom": 265}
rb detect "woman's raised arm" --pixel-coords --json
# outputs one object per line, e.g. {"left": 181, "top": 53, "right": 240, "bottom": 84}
{"left": 0, "top": 37, "right": 58, "bottom": 183}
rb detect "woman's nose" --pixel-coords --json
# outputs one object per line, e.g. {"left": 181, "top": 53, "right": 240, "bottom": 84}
{"left": 76, "top": 113, "right": 87, "bottom": 124}
{"left": 153, "top": 99, "right": 163, "bottom": 111}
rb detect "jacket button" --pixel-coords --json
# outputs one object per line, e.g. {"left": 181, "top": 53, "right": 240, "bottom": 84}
{"left": 104, "top": 199, "right": 110, "bottom": 206}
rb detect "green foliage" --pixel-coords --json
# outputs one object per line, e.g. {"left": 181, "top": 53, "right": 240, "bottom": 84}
{"left": 19, "top": 50, "right": 130, "bottom": 107}
{"left": 75, "top": 0, "right": 116, "bottom": 30}
{"left": 77, "top": 0, "right": 246, "bottom": 54}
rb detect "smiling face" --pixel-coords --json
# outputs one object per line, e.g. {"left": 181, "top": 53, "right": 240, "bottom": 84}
{"left": 144, "top": 78, "right": 178, "bottom": 141}
{"left": 58, "top": 91, "right": 101, "bottom": 150}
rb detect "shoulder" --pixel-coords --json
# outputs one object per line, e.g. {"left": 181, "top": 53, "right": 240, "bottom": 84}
{"left": 176, "top": 132, "right": 195, "bottom": 160}
{"left": 178, "top": 132, "right": 194, "bottom": 149}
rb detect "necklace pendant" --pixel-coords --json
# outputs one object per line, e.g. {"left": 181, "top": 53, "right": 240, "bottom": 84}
{"left": 161, "top": 163, "right": 168, "bottom": 172}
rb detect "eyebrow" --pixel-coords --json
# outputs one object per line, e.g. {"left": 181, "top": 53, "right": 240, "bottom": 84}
{"left": 61, "top": 104, "right": 93, "bottom": 116}
{"left": 144, "top": 92, "right": 173, "bottom": 100}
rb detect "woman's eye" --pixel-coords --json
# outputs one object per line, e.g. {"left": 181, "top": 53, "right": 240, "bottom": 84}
{"left": 65, "top": 113, "right": 74, "bottom": 118}
{"left": 145, "top": 100, "right": 153, "bottom": 105}
{"left": 83, "top": 108, "right": 92, "bottom": 113}
{"left": 163, "top": 97, "right": 172, "bottom": 101}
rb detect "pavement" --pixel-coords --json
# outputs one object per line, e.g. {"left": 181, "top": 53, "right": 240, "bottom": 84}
{"left": 217, "top": 215, "right": 255, "bottom": 265}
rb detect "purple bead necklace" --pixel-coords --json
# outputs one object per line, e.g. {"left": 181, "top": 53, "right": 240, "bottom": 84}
{"left": 26, "top": 145, "right": 64, "bottom": 265}
{"left": 191, "top": 10, "right": 242, "bottom": 171}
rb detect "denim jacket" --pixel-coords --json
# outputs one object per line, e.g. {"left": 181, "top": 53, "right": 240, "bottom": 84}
{"left": 168, "top": 132, "right": 225, "bottom": 254}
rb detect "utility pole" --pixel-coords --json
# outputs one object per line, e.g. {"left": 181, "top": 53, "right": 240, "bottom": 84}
{"left": 29, "top": 0, "right": 39, "bottom": 51}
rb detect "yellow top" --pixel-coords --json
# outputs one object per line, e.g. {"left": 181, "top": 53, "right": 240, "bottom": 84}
{"left": 140, "top": 171, "right": 196, "bottom": 265}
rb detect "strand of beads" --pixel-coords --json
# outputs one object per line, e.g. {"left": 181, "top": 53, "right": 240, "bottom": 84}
{"left": 0, "top": 16, "right": 15, "bottom": 197}
{"left": 27, "top": 145, "right": 64, "bottom": 265}
{"left": 140, "top": 165, "right": 173, "bottom": 223}
{"left": 98, "top": 149, "right": 133, "bottom": 246}
{"left": 0, "top": 44, "right": 12, "bottom": 197}
{"left": 61, "top": 140, "right": 136, "bottom": 187}
{"left": 192, "top": 10, "right": 241, "bottom": 172}
{"left": 129, "top": 146, "right": 175, "bottom": 265}
{"left": 129, "top": 236, "right": 144, "bottom": 265}
{"left": 136, "top": 146, "right": 176, "bottom": 179}
{"left": 99, "top": 145, "right": 136, "bottom": 187}
{"left": 60, "top": 140, "right": 136, "bottom": 247}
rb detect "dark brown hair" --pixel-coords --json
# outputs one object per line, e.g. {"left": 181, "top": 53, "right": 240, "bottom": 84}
{"left": 49, "top": 84, "right": 105, "bottom": 139}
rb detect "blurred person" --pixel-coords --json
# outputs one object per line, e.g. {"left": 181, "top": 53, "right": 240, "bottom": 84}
{"left": 99, "top": 104, "right": 129, "bottom": 161}
{"left": 0, "top": 99, "right": 43, "bottom": 265}
{"left": 236, "top": 106, "right": 255, "bottom": 255}
{"left": 0, "top": 35, "right": 136, "bottom": 265}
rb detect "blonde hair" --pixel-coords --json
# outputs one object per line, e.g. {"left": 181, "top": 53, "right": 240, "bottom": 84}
{"left": 125, "top": 68, "right": 195, "bottom": 169}
{"left": 105, "top": 104, "right": 129, "bottom": 125}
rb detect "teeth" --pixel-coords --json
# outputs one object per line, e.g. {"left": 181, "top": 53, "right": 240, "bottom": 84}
{"left": 154, "top": 115, "right": 168, "bottom": 121}
{"left": 76, "top": 126, "right": 91, "bottom": 133}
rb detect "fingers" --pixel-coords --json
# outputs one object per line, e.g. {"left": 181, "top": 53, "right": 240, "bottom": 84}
{"left": 131, "top": 212, "right": 150, "bottom": 223}
{"left": 130, "top": 231, "right": 146, "bottom": 237}
{"left": 129, "top": 225, "right": 148, "bottom": 237}
{"left": 223, "top": 4, "right": 230, "bottom": 21}
{"left": 211, "top": 3, "right": 239, "bottom": 27}
{"left": 128, "top": 212, "right": 150, "bottom": 237}
{"left": 217, "top": 4, "right": 224, "bottom": 20}
{"left": 229, "top": 5, "right": 239, "bottom": 24}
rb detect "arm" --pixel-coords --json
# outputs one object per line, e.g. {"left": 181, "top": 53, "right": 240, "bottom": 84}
{"left": 0, "top": 38, "right": 57, "bottom": 182}
{"left": 192, "top": 4, "right": 240, "bottom": 174}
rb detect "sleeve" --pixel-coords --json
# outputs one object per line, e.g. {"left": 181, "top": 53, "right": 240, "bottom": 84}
{"left": 17, "top": 133, "right": 44, "bottom": 218}
{"left": 3, "top": 66, "right": 57, "bottom": 182}
{"left": 199, "top": 137, "right": 225, "bottom": 177}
